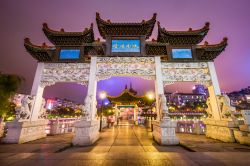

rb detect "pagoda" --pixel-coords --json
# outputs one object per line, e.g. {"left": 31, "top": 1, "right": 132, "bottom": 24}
{"left": 107, "top": 84, "right": 144, "bottom": 105}
{"left": 107, "top": 84, "right": 156, "bottom": 122}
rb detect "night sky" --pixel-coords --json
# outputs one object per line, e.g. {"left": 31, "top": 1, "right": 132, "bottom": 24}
{"left": 0, "top": 0, "right": 250, "bottom": 104}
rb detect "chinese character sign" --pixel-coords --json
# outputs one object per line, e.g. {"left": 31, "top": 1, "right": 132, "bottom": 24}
{"left": 111, "top": 40, "right": 140, "bottom": 52}
{"left": 172, "top": 49, "right": 192, "bottom": 59}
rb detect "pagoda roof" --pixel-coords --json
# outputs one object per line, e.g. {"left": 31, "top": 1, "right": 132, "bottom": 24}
{"left": 42, "top": 23, "right": 95, "bottom": 46}
{"left": 157, "top": 22, "right": 210, "bottom": 45}
{"left": 24, "top": 38, "right": 55, "bottom": 62}
{"left": 196, "top": 38, "right": 228, "bottom": 61}
{"left": 96, "top": 12, "right": 156, "bottom": 39}
{"left": 107, "top": 89, "right": 145, "bottom": 105}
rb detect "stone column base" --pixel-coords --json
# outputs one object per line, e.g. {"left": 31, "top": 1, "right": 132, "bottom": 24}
{"left": 72, "top": 119, "right": 100, "bottom": 146}
{"left": 233, "top": 129, "right": 250, "bottom": 146}
{"left": 152, "top": 118, "right": 179, "bottom": 145}
{"left": 204, "top": 119, "right": 236, "bottom": 143}
{"left": 1, "top": 119, "right": 48, "bottom": 144}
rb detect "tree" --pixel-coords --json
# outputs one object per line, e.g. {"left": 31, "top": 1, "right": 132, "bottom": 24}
{"left": 97, "top": 104, "right": 115, "bottom": 117}
{"left": 0, "top": 73, "right": 24, "bottom": 121}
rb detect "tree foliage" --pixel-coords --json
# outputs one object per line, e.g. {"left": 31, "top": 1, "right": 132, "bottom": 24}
{"left": 0, "top": 73, "right": 24, "bottom": 120}
{"left": 47, "top": 106, "right": 82, "bottom": 118}
{"left": 97, "top": 105, "right": 115, "bottom": 117}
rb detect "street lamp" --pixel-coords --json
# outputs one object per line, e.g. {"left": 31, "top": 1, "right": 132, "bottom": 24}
{"left": 146, "top": 92, "right": 155, "bottom": 131}
{"left": 99, "top": 91, "right": 106, "bottom": 132}
{"left": 147, "top": 92, "right": 154, "bottom": 100}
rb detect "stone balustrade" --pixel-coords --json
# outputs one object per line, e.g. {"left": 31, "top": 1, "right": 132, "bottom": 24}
{"left": 175, "top": 120, "right": 205, "bottom": 135}
{"left": 46, "top": 118, "right": 78, "bottom": 135}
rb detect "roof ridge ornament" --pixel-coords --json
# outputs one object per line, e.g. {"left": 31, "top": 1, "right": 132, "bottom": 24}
{"left": 222, "top": 37, "right": 228, "bottom": 44}
{"left": 200, "top": 37, "right": 228, "bottom": 48}
{"left": 24, "top": 37, "right": 31, "bottom": 44}
{"left": 24, "top": 38, "right": 52, "bottom": 48}
{"left": 24, "top": 38, "right": 54, "bottom": 62}
{"left": 158, "top": 22, "right": 210, "bottom": 33}
{"left": 205, "top": 22, "right": 210, "bottom": 29}
{"left": 42, "top": 42, "right": 48, "bottom": 48}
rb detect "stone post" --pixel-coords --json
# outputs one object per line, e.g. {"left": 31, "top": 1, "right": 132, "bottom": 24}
{"left": 134, "top": 105, "right": 138, "bottom": 125}
{"left": 72, "top": 57, "right": 100, "bottom": 146}
{"left": 152, "top": 56, "right": 179, "bottom": 145}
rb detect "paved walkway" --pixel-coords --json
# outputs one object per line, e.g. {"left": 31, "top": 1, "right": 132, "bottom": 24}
{"left": 1, "top": 123, "right": 250, "bottom": 165}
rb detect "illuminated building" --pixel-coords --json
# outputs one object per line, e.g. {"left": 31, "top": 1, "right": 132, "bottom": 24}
{"left": 45, "top": 98, "right": 81, "bottom": 110}
{"left": 165, "top": 92, "right": 206, "bottom": 106}
{"left": 192, "top": 84, "right": 209, "bottom": 96}
{"left": 228, "top": 86, "right": 250, "bottom": 107}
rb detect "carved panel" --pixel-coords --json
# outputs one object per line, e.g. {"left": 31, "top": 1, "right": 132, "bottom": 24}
{"left": 41, "top": 63, "right": 90, "bottom": 87}
{"left": 97, "top": 57, "right": 155, "bottom": 64}
{"left": 161, "top": 62, "right": 211, "bottom": 85}
{"left": 96, "top": 57, "right": 156, "bottom": 81}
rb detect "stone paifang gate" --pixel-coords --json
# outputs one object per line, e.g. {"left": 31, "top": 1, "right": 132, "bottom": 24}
{"left": 3, "top": 13, "right": 232, "bottom": 145}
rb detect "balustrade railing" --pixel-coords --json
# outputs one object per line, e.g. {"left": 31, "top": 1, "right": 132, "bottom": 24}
{"left": 174, "top": 120, "right": 206, "bottom": 134}
{"left": 46, "top": 118, "right": 78, "bottom": 135}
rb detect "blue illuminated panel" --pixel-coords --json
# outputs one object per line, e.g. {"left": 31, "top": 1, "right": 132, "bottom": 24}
{"left": 172, "top": 49, "right": 192, "bottom": 59}
{"left": 60, "top": 49, "right": 80, "bottom": 59}
{"left": 112, "top": 40, "right": 140, "bottom": 52}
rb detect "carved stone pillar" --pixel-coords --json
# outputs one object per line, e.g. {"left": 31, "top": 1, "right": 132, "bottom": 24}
{"left": 154, "top": 56, "right": 164, "bottom": 121}
{"left": 152, "top": 57, "right": 179, "bottom": 145}
{"left": 207, "top": 62, "right": 221, "bottom": 120}
{"left": 87, "top": 57, "right": 98, "bottom": 120}
{"left": 30, "top": 85, "right": 45, "bottom": 121}
{"left": 204, "top": 62, "right": 236, "bottom": 142}
{"left": 72, "top": 57, "right": 100, "bottom": 146}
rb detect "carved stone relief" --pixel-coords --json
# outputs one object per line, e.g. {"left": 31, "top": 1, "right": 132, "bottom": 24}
{"left": 97, "top": 57, "right": 155, "bottom": 64}
{"left": 15, "top": 95, "right": 34, "bottom": 120}
{"left": 40, "top": 63, "right": 90, "bottom": 87}
{"left": 96, "top": 57, "right": 156, "bottom": 81}
{"left": 161, "top": 62, "right": 212, "bottom": 85}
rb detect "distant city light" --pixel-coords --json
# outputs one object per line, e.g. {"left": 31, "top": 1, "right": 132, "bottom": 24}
{"left": 46, "top": 99, "right": 55, "bottom": 110}
{"left": 48, "top": 103, "right": 52, "bottom": 110}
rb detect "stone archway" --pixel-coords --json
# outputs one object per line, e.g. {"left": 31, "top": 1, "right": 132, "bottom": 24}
{"left": 161, "top": 62, "right": 221, "bottom": 121}
{"left": 30, "top": 63, "right": 90, "bottom": 121}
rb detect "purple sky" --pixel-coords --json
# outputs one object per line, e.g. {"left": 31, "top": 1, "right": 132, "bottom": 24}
{"left": 1, "top": 0, "right": 250, "bottom": 103}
